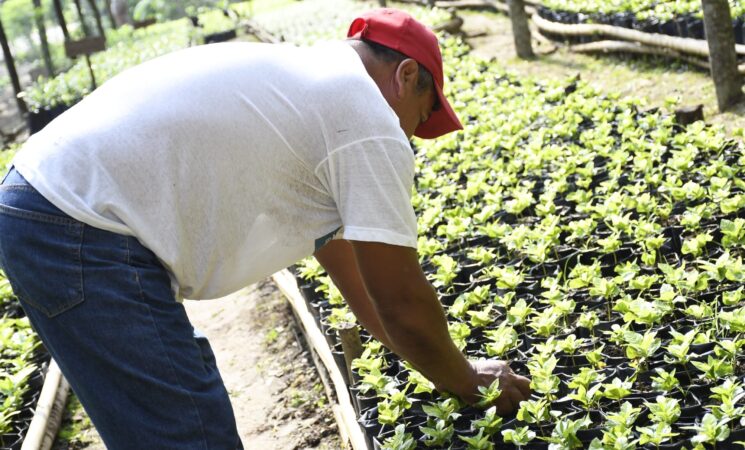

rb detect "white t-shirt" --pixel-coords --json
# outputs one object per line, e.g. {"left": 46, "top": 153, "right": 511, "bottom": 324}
{"left": 14, "top": 41, "right": 418, "bottom": 300}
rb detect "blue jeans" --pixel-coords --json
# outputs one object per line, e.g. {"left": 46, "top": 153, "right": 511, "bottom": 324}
{"left": 0, "top": 167, "right": 243, "bottom": 450}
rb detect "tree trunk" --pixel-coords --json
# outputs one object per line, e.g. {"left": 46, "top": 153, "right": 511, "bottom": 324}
{"left": 52, "top": 0, "right": 70, "bottom": 40}
{"left": 702, "top": 0, "right": 743, "bottom": 111}
{"left": 86, "top": 0, "right": 106, "bottom": 37}
{"left": 508, "top": 0, "right": 535, "bottom": 59}
{"left": 73, "top": 0, "right": 92, "bottom": 37}
{"left": 111, "top": 0, "right": 131, "bottom": 27}
{"left": 0, "top": 17, "right": 26, "bottom": 114}
{"left": 32, "top": 0, "right": 54, "bottom": 76}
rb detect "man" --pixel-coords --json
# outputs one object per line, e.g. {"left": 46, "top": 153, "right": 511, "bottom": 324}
{"left": 0, "top": 8, "right": 530, "bottom": 449}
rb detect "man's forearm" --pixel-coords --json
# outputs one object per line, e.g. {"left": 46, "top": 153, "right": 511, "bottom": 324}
{"left": 372, "top": 280, "right": 476, "bottom": 398}
{"left": 349, "top": 241, "right": 479, "bottom": 399}
{"left": 316, "top": 240, "right": 531, "bottom": 411}
{"left": 314, "top": 241, "right": 397, "bottom": 350}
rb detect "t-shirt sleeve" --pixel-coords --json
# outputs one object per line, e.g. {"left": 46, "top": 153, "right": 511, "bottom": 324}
{"left": 315, "top": 137, "right": 418, "bottom": 248}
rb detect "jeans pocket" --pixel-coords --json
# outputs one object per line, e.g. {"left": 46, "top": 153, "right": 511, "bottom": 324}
{"left": 0, "top": 194, "right": 85, "bottom": 318}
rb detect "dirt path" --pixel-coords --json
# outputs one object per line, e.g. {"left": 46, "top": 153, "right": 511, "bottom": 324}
{"left": 184, "top": 281, "right": 341, "bottom": 449}
{"left": 461, "top": 11, "right": 745, "bottom": 135}
{"left": 53, "top": 280, "right": 342, "bottom": 450}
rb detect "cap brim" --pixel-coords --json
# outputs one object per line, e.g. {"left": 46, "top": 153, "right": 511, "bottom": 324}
{"left": 414, "top": 81, "right": 462, "bottom": 139}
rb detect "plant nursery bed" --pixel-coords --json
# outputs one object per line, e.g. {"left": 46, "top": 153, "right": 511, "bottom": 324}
{"left": 263, "top": 2, "right": 745, "bottom": 447}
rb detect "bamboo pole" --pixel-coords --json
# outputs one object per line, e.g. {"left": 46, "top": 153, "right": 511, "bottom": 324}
{"left": 86, "top": 0, "right": 106, "bottom": 38}
{"left": 73, "top": 0, "right": 92, "bottom": 37}
{"left": 52, "top": 0, "right": 70, "bottom": 40}
{"left": 32, "top": 0, "right": 54, "bottom": 76}
{"left": 102, "top": 0, "right": 117, "bottom": 29}
{"left": 338, "top": 324, "right": 364, "bottom": 384}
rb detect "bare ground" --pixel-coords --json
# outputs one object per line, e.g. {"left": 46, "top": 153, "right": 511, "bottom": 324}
{"left": 52, "top": 280, "right": 342, "bottom": 450}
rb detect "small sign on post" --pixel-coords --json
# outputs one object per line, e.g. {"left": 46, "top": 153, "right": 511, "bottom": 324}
{"left": 64, "top": 36, "right": 106, "bottom": 59}
{"left": 64, "top": 36, "right": 106, "bottom": 90}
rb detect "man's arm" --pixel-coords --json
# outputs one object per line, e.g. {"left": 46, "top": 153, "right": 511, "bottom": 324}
{"left": 314, "top": 239, "right": 395, "bottom": 350}
{"left": 314, "top": 239, "right": 530, "bottom": 411}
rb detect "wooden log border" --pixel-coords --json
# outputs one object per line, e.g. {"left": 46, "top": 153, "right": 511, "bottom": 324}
{"left": 272, "top": 270, "right": 369, "bottom": 450}
{"left": 21, "top": 360, "right": 70, "bottom": 450}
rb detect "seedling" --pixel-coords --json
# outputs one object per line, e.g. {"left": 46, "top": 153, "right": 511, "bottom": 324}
{"left": 380, "top": 424, "right": 417, "bottom": 450}
{"left": 468, "top": 304, "right": 494, "bottom": 328}
{"left": 422, "top": 398, "right": 462, "bottom": 423}
{"left": 448, "top": 322, "right": 471, "bottom": 351}
{"left": 483, "top": 324, "right": 518, "bottom": 357}
{"left": 507, "top": 298, "right": 533, "bottom": 328}
{"left": 721, "top": 218, "right": 745, "bottom": 248}
{"left": 623, "top": 329, "right": 662, "bottom": 370}
{"left": 602, "top": 377, "right": 633, "bottom": 402}
{"left": 471, "top": 406, "right": 502, "bottom": 436}
{"left": 502, "top": 426, "right": 536, "bottom": 449}
{"left": 529, "top": 355, "right": 560, "bottom": 401}
{"left": 651, "top": 368, "right": 681, "bottom": 393}
{"left": 419, "top": 419, "right": 454, "bottom": 447}
{"left": 475, "top": 378, "right": 501, "bottom": 409}
{"left": 683, "top": 413, "right": 731, "bottom": 447}
{"left": 637, "top": 423, "right": 678, "bottom": 447}
{"left": 543, "top": 415, "right": 592, "bottom": 450}
{"left": 606, "top": 401, "right": 642, "bottom": 430}
{"left": 459, "top": 428, "right": 494, "bottom": 450}
{"left": 646, "top": 396, "right": 681, "bottom": 425}
{"left": 692, "top": 355, "right": 734, "bottom": 382}
{"left": 431, "top": 254, "right": 459, "bottom": 288}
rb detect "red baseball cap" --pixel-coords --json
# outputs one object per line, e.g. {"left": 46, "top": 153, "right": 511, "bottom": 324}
{"left": 347, "top": 8, "right": 463, "bottom": 139}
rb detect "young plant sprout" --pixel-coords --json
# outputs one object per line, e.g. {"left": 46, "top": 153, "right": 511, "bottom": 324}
{"left": 471, "top": 406, "right": 502, "bottom": 436}
{"left": 502, "top": 426, "right": 536, "bottom": 449}
{"left": 475, "top": 378, "right": 502, "bottom": 409}
{"left": 683, "top": 413, "right": 732, "bottom": 448}
{"left": 419, "top": 419, "right": 454, "bottom": 448}
{"left": 380, "top": 424, "right": 417, "bottom": 450}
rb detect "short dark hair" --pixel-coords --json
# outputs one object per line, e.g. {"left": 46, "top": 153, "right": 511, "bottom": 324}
{"left": 360, "top": 39, "right": 438, "bottom": 103}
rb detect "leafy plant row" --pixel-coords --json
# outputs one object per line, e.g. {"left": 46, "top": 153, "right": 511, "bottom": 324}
{"left": 22, "top": 20, "right": 192, "bottom": 115}
{"left": 267, "top": 1, "right": 745, "bottom": 448}
{"left": 21, "top": 2, "right": 257, "bottom": 117}
{"left": 539, "top": 0, "right": 745, "bottom": 21}
{"left": 537, "top": 0, "right": 745, "bottom": 43}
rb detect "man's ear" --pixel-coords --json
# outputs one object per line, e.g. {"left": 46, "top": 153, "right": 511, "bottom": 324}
{"left": 394, "top": 58, "right": 420, "bottom": 98}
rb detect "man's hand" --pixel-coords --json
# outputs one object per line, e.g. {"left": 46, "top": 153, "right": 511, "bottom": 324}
{"left": 315, "top": 240, "right": 532, "bottom": 415}
{"left": 452, "top": 360, "right": 532, "bottom": 415}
